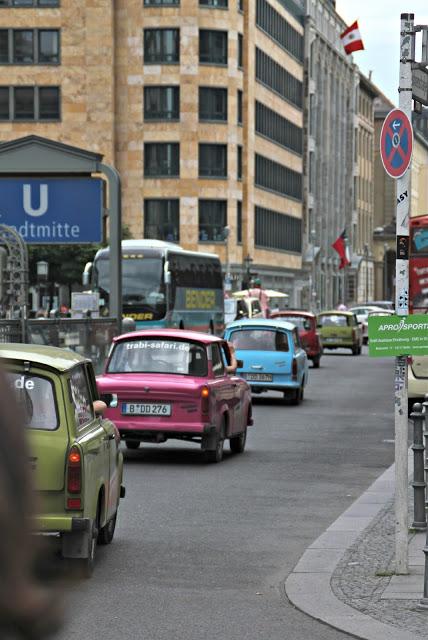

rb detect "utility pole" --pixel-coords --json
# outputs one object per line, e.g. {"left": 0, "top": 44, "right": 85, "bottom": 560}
{"left": 394, "top": 13, "right": 414, "bottom": 574}
{"left": 364, "top": 243, "right": 369, "bottom": 303}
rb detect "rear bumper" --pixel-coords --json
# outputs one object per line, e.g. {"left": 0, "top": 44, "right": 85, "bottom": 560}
{"left": 119, "top": 422, "right": 214, "bottom": 440}
{"left": 250, "top": 381, "right": 301, "bottom": 393}
{"left": 33, "top": 516, "right": 90, "bottom": 534}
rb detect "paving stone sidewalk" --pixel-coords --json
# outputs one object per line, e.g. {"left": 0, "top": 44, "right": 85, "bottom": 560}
{"left": 285, "top": 456, "right": 428, "bottom": 640}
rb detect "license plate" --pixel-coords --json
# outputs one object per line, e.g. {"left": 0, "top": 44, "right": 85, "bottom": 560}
{"left": 121, "top": 403, "right": 171, "bottom": 416}
{"left": 245, "top": 373, "right": 273, "bottom": 382}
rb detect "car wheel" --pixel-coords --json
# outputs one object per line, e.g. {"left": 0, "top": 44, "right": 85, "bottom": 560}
{"left": 125, "top": 440, "right": 140, "bottom": 450}
{"left": 289, "top": 385, "right": 303, "bottom": 406}
{"left": 352, "top": 346, "right": 359, "bottom": 355}
{"left": 98, "top": 512, "right": 117, "bottom": 546}
{"left": 205, "top": 419, "right": 225, "bottom": 463}
{"left": 312, "top": 355, "right": 321, "bottom": 368}
{"left": 230, "top": 426, "right": 247, "bottom": 454}
{"left": 74, "top": 506, "right": 99, "bottom": 578}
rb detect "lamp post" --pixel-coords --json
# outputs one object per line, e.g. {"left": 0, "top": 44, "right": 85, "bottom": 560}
{"left": 243, "top": 254, "right": 253, "bottom": 290}
{"left": 309, "top": 229, "right": 316, "bottom": 312}
{"left": 223, "top": 226, "right": 231, "bottom": 292}
{"left": 36, "top": 260, "right": 48, "bottom": 312}
{"left": 364, "top": 243, "right": 369, "bottom": 303}
{"left": 383, "top": 242, "right": 388, "bottom": 299}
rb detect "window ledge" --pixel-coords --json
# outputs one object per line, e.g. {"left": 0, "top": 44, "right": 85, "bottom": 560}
{"left": 199, "top": 62, "right": 228, "bottom": 68}
{"left": 199, "top": 118, "right": 228, "bottom": 124}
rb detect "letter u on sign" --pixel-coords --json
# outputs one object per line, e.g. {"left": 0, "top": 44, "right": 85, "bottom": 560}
{"left": 23, "top": 184, "right": 48, "bottom": 217}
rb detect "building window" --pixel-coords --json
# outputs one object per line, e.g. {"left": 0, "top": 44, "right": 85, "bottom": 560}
{"left": 144, "top": 0, "right": 179, "bottom": 5}
{"left": 237, "top": 200, "right": 242, "bottom": 243}
{"left": 237, "top": 89, "right": 242, "bottom": 124}
{"left": 0, "top": 28, "right": 60, "bottom": 64}
{"left": 255, "top": 206, "right": 301, "bottom": 253}
{"left": 238, "top": 0, "right": 243, "bottom": 11}
{"left": 144, "top": 86, "right": 179, "bottom": 121}
{"left": 0, "top": 85, "right": 60, "bottom": 121}
{"left": 255, "top": 48, "right": 302, "bottom": 109}
{"left": 144, "top": 28, "right": 180, "bottom": 64}
{"left": 199, "top": 143, "right": 227, "bottom": 178}
{"left": 0, "top": 0, "right": 60, "bottom": 6}
{"left": 256, "top": 0, "right": 303, "bottom": 61}
{"left": 255, "top": 101, "right": 302, "bottom": 154}
{"left": 200, "top": 0, "right": 228, "bottom": 6}
{"left": 144, "top": 143, "right": 180, "bottom": 177}
{"left": 199, "top": 30, "right": 228, "bottom": 65}
{"left": 199, "top": 87, "right": 227, "bottom": 121}
{"left": 199, "top": 200, "right": 227, "bottom": 242}
{"left": 237, "top": 145, "right": 242, "bottom": 180}
{"left": 238, "top": 33, "right": 243, "bottom": 68}
{"left": 144, "top": 199, "right": 179, "bottom": 242}
{"left": 255, "top": 154, "right": 302, "bottom": 200}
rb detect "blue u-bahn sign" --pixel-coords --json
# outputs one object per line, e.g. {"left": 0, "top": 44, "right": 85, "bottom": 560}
{"left": 0, "top": 177, "right": 103, "bottom": 244}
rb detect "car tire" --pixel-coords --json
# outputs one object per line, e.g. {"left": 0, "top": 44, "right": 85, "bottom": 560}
{"left": 352, "top": 346, "right": 359, "bottom": 355}
{"left": 230, "top": 427, "right": 247, "bottom": 454}
{"left": 312, "top": 355, "right": 321, "bottom": 368}
{"left": 98, "top": 512, "right": 117, "bottom": 546}
{"left": 289, "top": 385, "right": 303, "bottom": 406}
{"left": 125, "top": 440, "right": 140, "bottom": 450}
{"left": 205, "top": 419, "right": 225, "bottom": 463}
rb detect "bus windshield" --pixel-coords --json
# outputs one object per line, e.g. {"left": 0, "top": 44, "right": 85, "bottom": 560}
{"left": 95, "top": 256, "right": 166, "bottom": 319}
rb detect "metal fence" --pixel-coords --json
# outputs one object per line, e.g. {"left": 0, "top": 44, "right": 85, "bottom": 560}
{"left": 0, "top": 318, "right": 118, "bottom": 374}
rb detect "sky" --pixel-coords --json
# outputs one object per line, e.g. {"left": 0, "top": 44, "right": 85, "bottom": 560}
{"left": 335, "top": 1, "right": 428, "bottom": 103}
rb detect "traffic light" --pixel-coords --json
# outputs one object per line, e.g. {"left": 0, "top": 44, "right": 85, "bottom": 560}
{"left": 0, "top": 246, "right": 7, "bottom": 303}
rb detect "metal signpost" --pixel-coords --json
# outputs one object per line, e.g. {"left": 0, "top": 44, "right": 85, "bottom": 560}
{"left": 378, "top": 14, "right": 415, "bottom": 575}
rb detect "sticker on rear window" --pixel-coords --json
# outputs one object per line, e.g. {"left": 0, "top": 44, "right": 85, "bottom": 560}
{"left": 126, "top": 340, "right": 190, "bottom": 352}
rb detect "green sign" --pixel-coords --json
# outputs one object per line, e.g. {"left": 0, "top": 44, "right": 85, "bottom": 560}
{"left": 368, "top": 314, "right": 428, "bottom": 357}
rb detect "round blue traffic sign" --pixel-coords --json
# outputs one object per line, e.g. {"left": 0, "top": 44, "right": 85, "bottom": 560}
{"left": 380, "top": 108, "right": 413, "bottom": 179}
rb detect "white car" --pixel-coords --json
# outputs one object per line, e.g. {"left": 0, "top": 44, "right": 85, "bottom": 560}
{"left": 349, "top": 305, "right": 387, "bottom": 344}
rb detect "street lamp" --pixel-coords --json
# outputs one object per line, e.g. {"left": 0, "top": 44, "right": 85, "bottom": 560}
{"left": 223, "top": 226, "right": 231, "bottom": 292}
{"left": 36, "top": 261, "right": 49, "bottom": 312}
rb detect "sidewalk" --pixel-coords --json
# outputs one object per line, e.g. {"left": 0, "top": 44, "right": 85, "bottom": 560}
{"left": 285, "top": 455, "right": 428, "bottom": 640}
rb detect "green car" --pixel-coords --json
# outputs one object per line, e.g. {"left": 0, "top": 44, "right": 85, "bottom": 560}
{"left": 317, "top": 311, "right": 363, "bottom": 355}
{"left": 0, "top": 344, "right": 125, "bottom": 577}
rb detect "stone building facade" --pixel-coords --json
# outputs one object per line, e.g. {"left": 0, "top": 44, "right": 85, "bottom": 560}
{"left": 302, "top": 0, "right": 356, "bottom": 310}
{"left": 0, "top": 0, "right": 305, "bottom": 301}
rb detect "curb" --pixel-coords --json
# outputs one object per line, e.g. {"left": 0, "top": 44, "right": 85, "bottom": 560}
{"left": 285, "top": 454, "right": 422, "bottom": 640}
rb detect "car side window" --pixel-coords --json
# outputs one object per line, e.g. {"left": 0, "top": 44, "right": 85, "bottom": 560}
{"left": 69, "top": 365, "right": 94, "bottom": 429}
{"left": 211, "top": 344, "right": 225, "bottom": 377}
{"left": 292, "top": 328, "right": 300, "bottom": 349}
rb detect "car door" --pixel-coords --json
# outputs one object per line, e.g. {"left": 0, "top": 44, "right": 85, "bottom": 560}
{"left": 220, "top": 341, "right": 243, "bottom": 435}
{"left": 211, "top": 343, "right": 235, "bottom": 435}
{"left": 85, "top": 362, "right": 120, "bottom": 521}
{"left": 69, "top": 365, "right": 108, "bottom": 521}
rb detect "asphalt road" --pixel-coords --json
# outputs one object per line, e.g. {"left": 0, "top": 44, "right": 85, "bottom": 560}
{"left": 57, "top": 348, "right": 395, "bottom": 640}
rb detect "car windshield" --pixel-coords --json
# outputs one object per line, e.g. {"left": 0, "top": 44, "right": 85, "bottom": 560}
{"left": 107, "top": 339, "right": 208, "bottom": 376}
{"left": 282, "top": 316, "right": 309, "bottom": 330}
{"left": 229, "top": 329, "right": 289, "bottom": 352}
{"left": 319, "top": 315, "right": 349, "bottom": 327}
{"left": 7, "top": 372, "right": 58, "bottom": 431}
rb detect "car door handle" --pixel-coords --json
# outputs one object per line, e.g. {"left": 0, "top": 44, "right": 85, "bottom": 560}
{"left": 103, "top": 434, "right": 115, "bottom": 441}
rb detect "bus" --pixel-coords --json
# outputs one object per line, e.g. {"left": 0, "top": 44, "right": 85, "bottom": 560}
{"left": 84, "top": 240, "right": 224, "bottom": 333}
{"left": 410, "top": 215, "right": 428, "bottom": 313}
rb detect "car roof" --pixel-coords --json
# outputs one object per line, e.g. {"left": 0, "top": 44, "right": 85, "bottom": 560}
{"left": 271, "top": 310, "right": 315, "bottom": 318}
{"left": 225, "top": 318, "right": 298, "bottom": 331}
{"left": 0, "top": 344, "right": 88, "bottom": 372}
{"left": 318, "top": 310, "right": 355, "bottom": 316}
{"left": 113, "top": 329, "right": 223, "bottom": 345}
{"left": 349, "top": 305, "right": 384, "bottom": 311}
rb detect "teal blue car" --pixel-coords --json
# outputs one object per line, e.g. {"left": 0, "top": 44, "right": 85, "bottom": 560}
{"left": 224, "top": 319, "right": 309, "bottom": 405}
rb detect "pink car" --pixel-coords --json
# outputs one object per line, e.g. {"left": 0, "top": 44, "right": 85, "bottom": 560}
{"left": 97, "top": 329, "right": 253, "bottom": 463}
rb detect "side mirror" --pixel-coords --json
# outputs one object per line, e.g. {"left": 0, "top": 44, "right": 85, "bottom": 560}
{"left": 236, "top": 359, "right": 244, "bottom": 368}
{"left": 93, "top": 400, "right": 107, "bottom": 416}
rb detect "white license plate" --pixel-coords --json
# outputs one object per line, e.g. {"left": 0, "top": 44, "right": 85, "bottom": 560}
{"left": 245, "top": 373, "right": 273, "bottom": 382}
{"left": 121, "top": 403, "right": 171, "bottom": 416}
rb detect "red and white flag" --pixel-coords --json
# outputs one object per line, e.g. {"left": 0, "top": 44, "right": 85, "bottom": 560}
{"left": 332, "top": 230, "right": 351, "bottom": 270}
{"left": 340, "top": 20, "right": 364, "bottom": 55}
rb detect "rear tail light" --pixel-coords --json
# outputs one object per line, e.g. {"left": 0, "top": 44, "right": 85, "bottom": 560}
{"left": 201, "top": 386, "right": 210, "bottom": 416}
{"left": 292, "top": 358, "right": 298, "bottom": 380}
{"left": 67, "top": 445, "right": 82, "bottom": 497}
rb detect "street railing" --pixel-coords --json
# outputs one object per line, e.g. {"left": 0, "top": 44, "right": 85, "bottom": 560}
{"left": 0, "top": 318, "right": 118, "bottom": 374}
